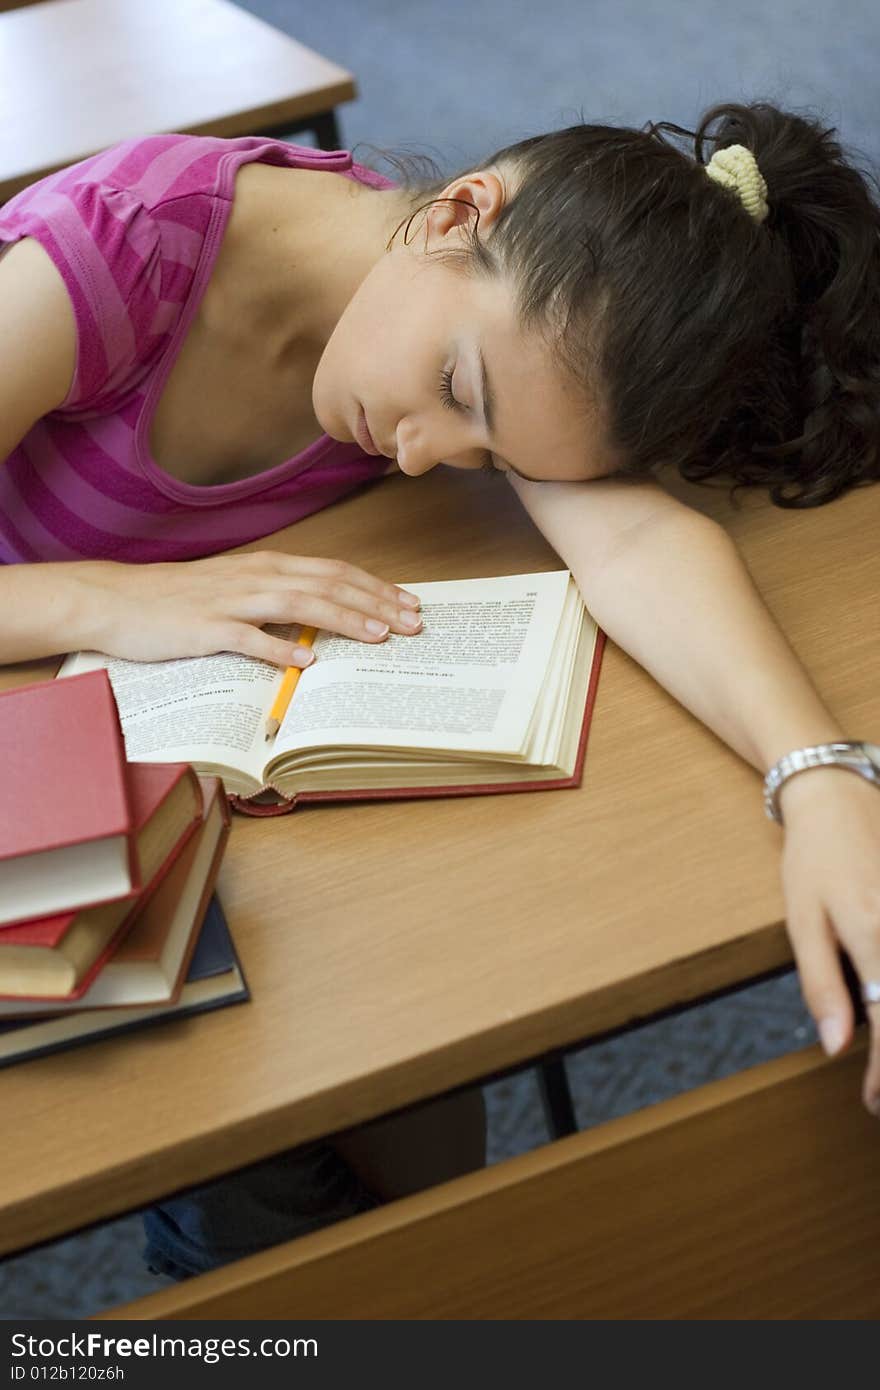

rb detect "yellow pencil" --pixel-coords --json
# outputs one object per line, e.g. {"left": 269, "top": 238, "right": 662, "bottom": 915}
{"left": 264, "top": 626, "right": 318, "bottom": 740}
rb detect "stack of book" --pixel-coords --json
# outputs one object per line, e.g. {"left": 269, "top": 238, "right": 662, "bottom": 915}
{"left": 0, "top": 670, "right": 247, "bottom": 1068}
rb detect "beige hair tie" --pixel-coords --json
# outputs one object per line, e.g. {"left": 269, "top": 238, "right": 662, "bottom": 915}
{"left": 705, "top": 144, "right": 769, "bottom": 223}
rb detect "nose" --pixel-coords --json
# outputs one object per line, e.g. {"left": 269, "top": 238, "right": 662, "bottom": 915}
{"left": 394, "top": 425, "right": 437, "bottom": 477}
{"left": 395, "top": 415, "right": 485, "bottom": 476}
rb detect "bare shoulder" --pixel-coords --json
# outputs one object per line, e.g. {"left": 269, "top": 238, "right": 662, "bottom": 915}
{"left": 205, "top": 160, "right": 309, "bottom": 316}
{"left": 224, "top": 160, "right": 311, "bottom": 250}
{"left": 0, "top": 237, "right": 76, "bottom": 454}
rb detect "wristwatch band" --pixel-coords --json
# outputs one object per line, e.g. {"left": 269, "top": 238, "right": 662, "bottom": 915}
{"left": 763, "top": 741, "right": 880, "bottom": 824}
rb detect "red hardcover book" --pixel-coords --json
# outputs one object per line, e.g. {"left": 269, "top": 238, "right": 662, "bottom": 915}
{"left": 0, "top": 777, "right": 228, "bottom": 1015}
{"left": 0, "top": 896, "right": 247, "bottom": 1071}
{"left": 0, "top": 669, "right": 135, "bottom": 926}
{"left": 56, "top": 572, "right": 604, "bottom": 817}
{"left": 0, "top": 763, "right": 203, "bottom": 1000}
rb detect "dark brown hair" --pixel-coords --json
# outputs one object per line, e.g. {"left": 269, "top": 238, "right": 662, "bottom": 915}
{"left": 376, "top": 102, "right": 880, "bottom": 507}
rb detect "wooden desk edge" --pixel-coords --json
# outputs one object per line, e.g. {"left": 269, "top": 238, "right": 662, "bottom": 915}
{"left": 0, "top": 79, "right": 358, "bottom": 202}
{"left": 0, "top": 920, "right": 794, "bottom": 1260}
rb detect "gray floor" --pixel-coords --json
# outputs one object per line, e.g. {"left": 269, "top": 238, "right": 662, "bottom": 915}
{"left": 249, "top": 0, "right": 879, "bottom": 175}
{"left": 3, "top": 0, "right": 875, "bottom": 1319}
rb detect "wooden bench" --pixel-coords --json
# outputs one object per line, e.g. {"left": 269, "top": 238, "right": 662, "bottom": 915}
{"left": 105, "top": 1039, "right": 880, "bottom": 1320}
{"left": 0, "top": 0, "right": 357, "bottom": 201}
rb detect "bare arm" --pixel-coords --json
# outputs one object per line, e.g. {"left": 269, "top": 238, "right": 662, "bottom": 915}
{"left": 0, "top": 237, "right": 85, "bottom": 661}
{"left": 510, "top": 472, "right": 880, "bottom": 1117}
{"left": 0, "top": 240, "right": 423, "bottom": 666}
{"left": 507, "top": 473, "right": 842, "bottom": 770}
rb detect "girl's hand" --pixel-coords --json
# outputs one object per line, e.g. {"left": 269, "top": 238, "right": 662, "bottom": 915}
{"left": 778, "top": 769, "right": 880, "bottom": 1116}
{"left": 68, "top": 552, "right": 422, "bottom": 666}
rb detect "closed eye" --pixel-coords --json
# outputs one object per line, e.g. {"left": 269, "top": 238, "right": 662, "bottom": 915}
{"left": 438, "top": 366, "right": 465, "bottom": 413}
{"left": 439, "top": 367, "right": 508, "bottom": 478}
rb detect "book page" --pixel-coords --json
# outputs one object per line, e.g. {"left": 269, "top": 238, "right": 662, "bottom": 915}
{"left": 58, "top": 648, "right": 281, "bottom": 786}
{"left": 59, "top": 573, "right": 576, "bottom": 785}
{"left": 269, "top": 571, "right": 572, "bottom": 762}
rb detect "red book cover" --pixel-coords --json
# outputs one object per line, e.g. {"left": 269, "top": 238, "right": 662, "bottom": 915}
{"left": 85, "top": 777, "right": 230, "bottom": 1010}
{"left": 0, "top": 763, "right": 201, "bottom": 949}
{"left": 0, "top": 763, "right": 204, "bottom": 1000}
{"left": 0, "top": 777, "right": 228, "bottom": 1015}
{"left": 0, "top": 670, "right": 135, "bottom": 925}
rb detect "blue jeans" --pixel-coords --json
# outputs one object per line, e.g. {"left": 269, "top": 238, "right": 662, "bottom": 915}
{"left": 142, "top": 1141, "right": 378, "bottom": 1281}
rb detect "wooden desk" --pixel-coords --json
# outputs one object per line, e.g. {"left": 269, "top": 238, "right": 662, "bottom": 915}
{"left": 1, "top": 468, "right": 879, "bottom": 1318}
{"left": 0, "top": 0, "right": 357, "bottom": 202}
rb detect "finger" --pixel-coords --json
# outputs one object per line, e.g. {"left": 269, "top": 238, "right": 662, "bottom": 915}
{"left": 861, "top": 1001, "right": 880, "bottom": 1117}
{"left": 255, "top": 553, "right": 421, "bottom": 610}
{"left": 842, "top": 958, "right": 880, "bottom": 1116}
{"left": 785, "top": 901, "right": 855, "bottom": 1059}
{"left": 215, "top": 622, "right": 317, "bottom": 669}
{"left": 827, "top": 903, "right": 880, "bottom": 1115}
{"left": 235, "top": 586, "right": 421, "bottom": 642}
{"left": 268, "top": 575, "right": 423, "bottom": 635}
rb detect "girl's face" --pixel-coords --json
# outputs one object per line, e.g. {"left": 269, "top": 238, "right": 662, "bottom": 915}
{"left": 312, "top": 173, "right": 618, "bottom": 486}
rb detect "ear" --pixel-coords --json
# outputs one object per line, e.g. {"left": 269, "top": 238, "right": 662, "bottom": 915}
{"left": 422, "top": 170, "right": 507, "bottom": 250}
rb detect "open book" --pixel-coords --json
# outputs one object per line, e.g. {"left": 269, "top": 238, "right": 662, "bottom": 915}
{"left": 59, "top": 571, "right": 603, "bottom": 814}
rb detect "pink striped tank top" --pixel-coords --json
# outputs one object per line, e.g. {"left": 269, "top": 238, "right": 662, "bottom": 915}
{"left": 0, "top": 135, "right": 392, "bottom": 564}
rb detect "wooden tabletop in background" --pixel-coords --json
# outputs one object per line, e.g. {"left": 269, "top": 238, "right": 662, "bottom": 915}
{"left": 0, "top": 0, "right": 356, "bottom": 200}
{"left": 1, "top": 466, "right": 878, "bottom": 1255}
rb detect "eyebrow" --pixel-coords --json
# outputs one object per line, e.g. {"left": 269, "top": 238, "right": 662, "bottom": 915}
{"left": 476, "top": 345, "right": 543, "bottom": 484}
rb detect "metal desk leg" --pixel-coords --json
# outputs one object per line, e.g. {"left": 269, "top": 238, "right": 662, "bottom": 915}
{"left": 536, "top": 1058, "right": 577, "bottom": 1139}
{"left": 310, "top": 110, "right": 342, "bottom": 150}
{"left": 248, "top": 109, "right": 343, "bottom": 151}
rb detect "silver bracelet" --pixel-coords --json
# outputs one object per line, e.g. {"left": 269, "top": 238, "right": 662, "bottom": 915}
{"left": 763, "top": 741, "right": 880, "bottom": 825}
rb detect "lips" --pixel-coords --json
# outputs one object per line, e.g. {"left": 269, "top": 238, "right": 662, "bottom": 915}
{"left": 355, "top": 405, "right": 381, "bottom": 456}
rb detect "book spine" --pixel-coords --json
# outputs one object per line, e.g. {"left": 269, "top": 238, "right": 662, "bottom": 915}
{"left": 227, "top": 792, "right": 298, "bottom": 817}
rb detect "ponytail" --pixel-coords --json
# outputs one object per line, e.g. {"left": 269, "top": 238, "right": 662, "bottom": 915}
{"left": 686, "top": 102, "right": 880, "bottom": 506}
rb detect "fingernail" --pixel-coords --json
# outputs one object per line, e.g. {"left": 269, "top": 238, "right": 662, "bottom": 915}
{"left": 366, "top": 620, "right": 390, "bottom": 637}
{"left": 818, "top": 1017, "right": 845, "bottom": 1056}
{"left": 399, "top": 610, "right": 422, "bottom": 630}
{"left": 868, "top": 1095, "right": 880, "bottom": 1119}
{"left": 291, "top": 648, "right": 314, "bottom": 668}
{"left": 399, "top": 592, "right": 421, "bottom": 609}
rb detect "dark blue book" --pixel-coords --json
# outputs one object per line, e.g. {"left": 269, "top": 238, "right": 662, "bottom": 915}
{"left": 0, "top": 896, "right": 248, "bottom": 1068}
